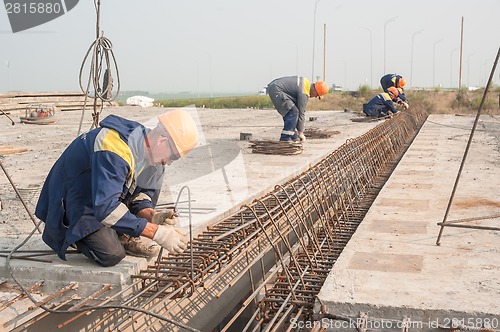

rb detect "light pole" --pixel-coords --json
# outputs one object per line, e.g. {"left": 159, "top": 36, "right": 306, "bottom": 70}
{"left": 341, "top": 60, "right": 347, "bottom": 90}
{"left": 207, "top": 53, "right": 212, "bottom": 98}
{"left": 410, "top": 29, "right": 423, "bottom": 88}
{"left": 3, "top": 60, "right": 10, "bottom": 92}
{"left": 467, "top": 53, "right": 475, "bottom": 88}
{"left": 433, "top": 39, "right": 443, "bottom": 87}
{"left": 450, "top": 47, "right": 459, "bottom": 88}
{"left": 360, "top": 27, "right": 373, "bottom": 88}
{"left": 197, "top": 62, "right": 200, "bottom": 99}
{"left": 296, "top": 45, "right": 299, "bottom": 75}
{"left": 289, "top": 42, "right": 299, "bottom": 75}
{"left": 482, "top": 58, "right": 493, "bottom": 86}
{"left": 311, "top": 0, "right": 321, "bottom": 81}
{"left": 383, "top": 16, "right": 397, "bottom": 74}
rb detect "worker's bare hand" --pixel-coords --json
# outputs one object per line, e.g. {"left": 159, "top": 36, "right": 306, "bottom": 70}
{"left": 153, "top": 225, "right": 188, "bottom": 254}
{"left": 151, "top": 209, "right": 178, "bottom": 225}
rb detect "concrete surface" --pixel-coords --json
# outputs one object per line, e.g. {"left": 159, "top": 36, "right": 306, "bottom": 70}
{"left": 315, "top": 114, "right": 500, "bottom": 330}
{"left": 1, "top": 108, "right": 499, "bottom": 331}
{"left": 0, "top": 106, "right": 373, "bottom": 329}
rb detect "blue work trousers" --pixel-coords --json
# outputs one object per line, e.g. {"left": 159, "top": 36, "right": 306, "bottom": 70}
{"left": 75, "top": 226, "right": 126, "bottom": 267}
{"left": 280, "top": 106, "right": 299, "bottom": 141}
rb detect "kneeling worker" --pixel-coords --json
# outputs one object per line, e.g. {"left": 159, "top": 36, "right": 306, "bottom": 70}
{"left": 35, "top": 109, "right": 199, "bottom": 266}
{"left": 363, "top": 86, "right": 400, "bottom": 118}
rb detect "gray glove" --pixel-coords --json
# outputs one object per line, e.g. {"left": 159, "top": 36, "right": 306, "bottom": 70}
{"left": 298, "top": 132, "right": 306, "bottom": 141}
{"left": 152, "top": 225, "right": 188, "bottom": 254}
{"left": 151, "top": 209, "right": 178, "bottom": 225}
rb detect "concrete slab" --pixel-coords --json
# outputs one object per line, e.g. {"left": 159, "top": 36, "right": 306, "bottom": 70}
{"left": 315, "top": 115, "right": 500, "bottom": 330}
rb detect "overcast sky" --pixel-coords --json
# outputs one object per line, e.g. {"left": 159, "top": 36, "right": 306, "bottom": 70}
{"left": 1, "top": 0, "right": 499, "bottom": 95}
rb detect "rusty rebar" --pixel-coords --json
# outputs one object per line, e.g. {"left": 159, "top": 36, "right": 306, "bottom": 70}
{"left": 12, "top": 107, "right": 427, "bottom": 331}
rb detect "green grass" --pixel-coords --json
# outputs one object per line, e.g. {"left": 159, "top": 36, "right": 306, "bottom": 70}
{"left": 157, "top": 95, "right": 274, "bottom": 109}
{"left": 149, "top": 87, "right": 499, "bottom": 114}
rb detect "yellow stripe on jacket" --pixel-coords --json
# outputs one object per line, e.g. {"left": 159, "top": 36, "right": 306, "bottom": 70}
{"left": 94, "top": 128, "right": 135, "bottom": 177}
{"left": 302, "top": 78, "right": 311, "bottom": 97}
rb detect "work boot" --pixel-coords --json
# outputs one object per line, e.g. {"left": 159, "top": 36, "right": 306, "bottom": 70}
{"left": 119, "top": 234, "right": 160, "bottom": 258}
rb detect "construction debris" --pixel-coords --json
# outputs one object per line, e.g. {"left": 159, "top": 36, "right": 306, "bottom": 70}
{"left": 0, "top": 145, "right": 28, "bottom": 156}
{"left": 304, "top": 127, "right": 340, "bottom": 138}
{"left": 249, "top": 140, "right": 303, "bottom": 155}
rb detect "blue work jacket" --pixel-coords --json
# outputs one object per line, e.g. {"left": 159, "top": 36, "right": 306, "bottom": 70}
{"left": 363, "top": 93, "right": 398, "bottom": 118}
{"left": 35, "top": 115, "right": 164, "bottom": 260}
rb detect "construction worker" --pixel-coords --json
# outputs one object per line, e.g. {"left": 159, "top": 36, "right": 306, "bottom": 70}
{"left": 267, "top": 76, "right": 328, "bottom": 141}
{"left": 35, "top": 109, "right": 199, "bottom": 266}
{"left": 363, "top": 86, "right": 400, "bottom": 118}
{"left": 380, "top": 73, "right": 406, "bottom": 91}
{"left": 380, "top": 73, "right": 409, "bottom": 106}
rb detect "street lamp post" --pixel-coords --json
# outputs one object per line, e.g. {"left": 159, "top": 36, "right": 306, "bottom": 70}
{"left": 467, "top": 53, "right": 475, "bottom": 88}
{"left": 197, "top": 63, "right": 199, "bottom": 99}
{"left": 289, "top": 42, "right": 299, "bottom": 75}
{"left": 450, "top": 47, "right": 459, "bottom": 88}
{"left": 204, "top": 52, "right": 212, "bottom": 98}
{"left": 433, "top": 39, "right": 443, "bottom": 87}
{"left": 341, "top": 60, "right": 347, "bottom": 90}
{"left": 209, "top": 54, "right": 212, "bottom": 98}
{"left": 383, "top": 16, "right": 397, "bottom": 74}
{"left": 311, "top": 0, "right": 321, "bottom": 81}
{"left": 2, "top": 60, "right": 10, "bottom": 92}
{"left": 482, "top": 58, "right": 493, "bottom": 86}
{"left": 410, "top": 29, "right": 423, "bottom": 88}
{"left": 361, "top": 27, "right": 373, "bottom": 88}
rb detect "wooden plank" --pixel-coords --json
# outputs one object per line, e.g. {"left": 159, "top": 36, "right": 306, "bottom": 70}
{"left": 0, "top": 103, "right": 25, "bottom": 111}
{"left": 0, "top": 146, "right": 28, "bottom": 156}
{"left": 0, "top": 92, "right": 84, "bottom": 98}
{"left": 1, "top": 96, "right": 86, "bottom": 104}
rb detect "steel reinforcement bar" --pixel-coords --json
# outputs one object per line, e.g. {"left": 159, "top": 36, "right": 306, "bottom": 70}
{"left": 20, "top": 109, "right": 426, "bottom": 332}
{"left": 101, "top": 109, "right": 426, "bottom": 331}
{"left": 219, "top": 109, "right": 428, "bottom": 331}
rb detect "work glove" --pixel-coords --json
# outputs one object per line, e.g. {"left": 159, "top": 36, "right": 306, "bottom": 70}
{"left": 298, "top": 132, "right": 306, "bottom": 141}
{"left": 152, "top": 224, "right": 188, "bottom": 254}
{"left": 402, "top": 101, "right": 409, "bottom": 110}
{"left": 151, "top": 209, "right": 178, "bottom": 225}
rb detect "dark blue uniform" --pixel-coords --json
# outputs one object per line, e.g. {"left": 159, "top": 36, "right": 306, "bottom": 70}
{"left": 35, "top": 115, "right": 163, "bottom": 264}
{"left": 363, "top": 92, "right": 398, "bottom": 118}
{"left": 380, "top": 74, "right": 406, "bottom": 101}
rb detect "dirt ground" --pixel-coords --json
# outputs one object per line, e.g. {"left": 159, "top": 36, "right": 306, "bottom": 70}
{"left": 0, "top": 105, "right": 358, "bottom": 248}
{"left": 2, "top": 104, "right": 499, "bottom": 249}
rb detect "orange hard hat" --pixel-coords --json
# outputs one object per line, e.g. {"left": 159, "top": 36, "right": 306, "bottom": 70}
{"left": 387, "top": 86, "right": 399, "bottom": 99}
{"left": 314, "top": 81, "right": 329, "bottom": 99}
{"left": 398, "top": 77, "right": 406, "bottom": 88}
{"left": 157, "top": 109, "right": 199, "bottom": 159}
